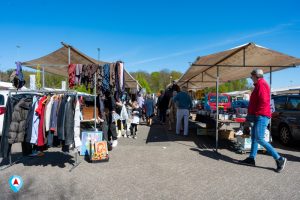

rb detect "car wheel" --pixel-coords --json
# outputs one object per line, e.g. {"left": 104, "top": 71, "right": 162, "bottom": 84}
{"left": 279, "top": 125, "right": 292, "bottom": 145}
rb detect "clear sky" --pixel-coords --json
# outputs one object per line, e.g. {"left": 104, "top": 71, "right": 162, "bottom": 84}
{"left": 0, "top": 0, "right": 300, "bottom": 89}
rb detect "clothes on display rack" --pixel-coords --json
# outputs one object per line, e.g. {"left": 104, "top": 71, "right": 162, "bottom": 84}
{"left": 0, "top": 92, "right": 82, "bottom": 158}
{"left": 68, "top": 62, "right": 125, "bottom": 96}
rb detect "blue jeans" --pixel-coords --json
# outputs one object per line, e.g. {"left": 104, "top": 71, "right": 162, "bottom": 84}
{"left": 249, "top": 116, "right": 280, "bottom": 160}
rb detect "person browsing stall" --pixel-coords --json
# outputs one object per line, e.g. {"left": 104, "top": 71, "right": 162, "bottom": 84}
{"left": 173, "top": 86, "right": 193, "bottom": 136}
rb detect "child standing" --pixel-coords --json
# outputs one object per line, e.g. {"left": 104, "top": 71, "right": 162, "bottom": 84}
{"left": 129, "top": 101, "right": 141, "bottom": 139}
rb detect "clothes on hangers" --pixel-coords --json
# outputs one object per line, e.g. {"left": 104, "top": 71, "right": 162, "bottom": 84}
{"left": 45, "top": 96, "right": 54, "bottom": 132}
{"left": 8, "top": 97, "right": 32, "bottom": 144}
{"left": 30, "top": 96, "right": 40, "bottom": 144}
{"left": 25, "top": 96, "right": 39, "bottom": 143}
{"left": 68, "top": 64, "right": 76, "bottom": 88}
{"left": 49, "top": 95, "right": 59, "bottom": 133}
{"left": 74, "top": 97, "right": 82, "bottom": 148}
{"left": 36, "top": 96, "right": 47, "bottom": 146}
{"left": 75, "top": 64, "right": 83, "bottom": 85}
{"left": 102, "top": 63, "right": 110, "bottom": 93}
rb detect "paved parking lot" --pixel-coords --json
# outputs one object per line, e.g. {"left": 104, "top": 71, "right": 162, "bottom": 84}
{"left": 1, "top": 121, "right": 300, "bottom": 200}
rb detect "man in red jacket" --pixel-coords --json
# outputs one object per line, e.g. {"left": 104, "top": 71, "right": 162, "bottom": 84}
{"left": 240, "top": 69, "right": 287, "bottom": 172}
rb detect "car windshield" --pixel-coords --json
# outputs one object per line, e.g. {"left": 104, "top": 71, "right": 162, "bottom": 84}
{"left": 233, "top": 100, "right": 249, "bottom": 108}
{"left": 287, "top": 97, "right": 300, "bottom": 110}
{"left": 0, "top": 95, "right": 4, "bottom": 105}
{"left": 209, "top": 96, "right": 229, "bottom": 103}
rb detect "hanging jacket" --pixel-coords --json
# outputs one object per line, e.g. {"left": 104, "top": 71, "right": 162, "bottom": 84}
{"left": 49, "top": 98, "right": 59, "bottom": 134}
{"left": 30, "top": 97, "right": 40, "bottom": 144}
{"left": 74, "top": 98, "right": 82, "bottom": 148}
{"left": 25, "top": 96, "right": 38, "bottom": 143}
{"left": 36, "top": 96, "right": 47, "bottom": 146}
{"left": 75, "top": 64, "right": 83, "bottom": 85}
{"left": 8, "top": 98, "right": 32, "bottom": 144}
{"left": 57, "top": 95, "right": 68, "bottom": 140}
{"left": 64, "top": 96, "right": 75, "bottom": 145}
{"left": 45, "top": 96, "right": 53, "bottom": 132}
{"left": 109, "top": 63, "right": 116, "bottom": 92}
{"left": 68, "top": 64, "right": 76, "bottom": 88}
{"left": 0, "top": 97, "right": 14, "bottom": 158}
{"left": 102, "top": 63, "right": 110, "bottom": 93}
{"left": 96, "top": 64, "right": 104, "bottom": 95}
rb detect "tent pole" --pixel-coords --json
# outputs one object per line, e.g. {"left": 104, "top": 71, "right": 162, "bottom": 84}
{"left": 269, "top": 66, "right": 272, "bottom": 141}
{"left": 42, "top": 66, "right": 45, "bottom": 89}
{"left": 68, "top": 47, "right": 71, "bottom": 65}
{"left": 94, "top": 73, "right": 97, "bottom": 131}
{"left": 94, "top": 48, "right": 100, "bottom": 131}
{"left": 216, "top": 66, "right": 219, "bottom": 152}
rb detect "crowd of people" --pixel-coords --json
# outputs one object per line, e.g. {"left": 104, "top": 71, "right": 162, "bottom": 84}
{"left": 96, "top": 81, "right": 194, "bottom": 150}
{"left": 94, "top": 80, "right": 212, "bottom": 142}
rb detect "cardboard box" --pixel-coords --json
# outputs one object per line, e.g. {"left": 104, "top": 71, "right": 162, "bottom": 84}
{"left": 236, "top": 136, "right": 264, "bottom": 150}
{"left": 219, "top": 130, "right": 235, "bottom": 140}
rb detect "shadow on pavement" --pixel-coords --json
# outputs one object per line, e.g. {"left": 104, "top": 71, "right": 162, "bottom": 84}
{"left": 145, "top": 118, "right": 237, "bottom": 152}
{"left": 190, "top": 147, "right": 275, "bottom": 172}
{"left": 0, "top": 151, "right": 75, "bottom": 171}
{"left": 15, "top": 151, "right": 75, "bottom": 168}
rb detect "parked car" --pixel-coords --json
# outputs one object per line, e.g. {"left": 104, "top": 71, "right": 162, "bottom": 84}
{"left": 0, "top": 90, "right": 9, "bottom": 137}
{"left": 207, "top": 93, "right": 232, "bottom": 111}
{"left": 231, "top": 100, "right": 249, "bottom": 109}
{"left": 271, "top": 94, "right": 300, "bottom": 145}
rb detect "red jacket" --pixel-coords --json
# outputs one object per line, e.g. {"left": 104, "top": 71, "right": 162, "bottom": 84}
{"left": 248, "top": 78, "right": 271, "bottom": 118}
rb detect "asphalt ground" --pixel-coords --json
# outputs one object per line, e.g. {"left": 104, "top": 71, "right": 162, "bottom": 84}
{"left": 0, "top": 119, "right": 300, "bottom": 200}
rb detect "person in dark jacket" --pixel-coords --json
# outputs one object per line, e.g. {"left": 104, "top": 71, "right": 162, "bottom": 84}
{"left": 239, "top": 69, "right": 287, "bottom": 172}
{"left": 156, "top": 90, "right": 169, "bottom": 124}
{"left": 103, "top": 91, "right": 118, "bottom": 148}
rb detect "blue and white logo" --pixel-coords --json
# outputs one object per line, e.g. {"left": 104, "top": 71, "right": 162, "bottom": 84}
{"left": 9, "top": 175, "right": 23, "bottom": 192}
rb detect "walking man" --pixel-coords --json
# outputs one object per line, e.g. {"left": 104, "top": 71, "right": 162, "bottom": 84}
{"left": 240, "top": 69, "right": 287, "bottom": 172}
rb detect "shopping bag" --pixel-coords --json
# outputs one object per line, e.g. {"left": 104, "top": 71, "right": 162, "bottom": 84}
{"left": 120, "top": 105, "right": 129, "bottom": 120}
{"left": 112, "top": 112, "right": 121, "bottom": 121}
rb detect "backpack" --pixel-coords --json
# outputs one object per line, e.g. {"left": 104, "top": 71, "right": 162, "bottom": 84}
{"left": 10, "top": 62, "right": 26, "bottom": 89}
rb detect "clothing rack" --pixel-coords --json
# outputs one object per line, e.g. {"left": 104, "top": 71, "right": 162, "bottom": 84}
{"left": 0, "top": 89, "right": 81, "bottom": 172}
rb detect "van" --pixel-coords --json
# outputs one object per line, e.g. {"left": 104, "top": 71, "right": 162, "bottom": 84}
{"left": 207, "top": 93, "right": 231, "bottom": 112}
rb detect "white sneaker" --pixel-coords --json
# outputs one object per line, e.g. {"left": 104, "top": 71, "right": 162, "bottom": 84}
{"left": 112, "top": 140, "right": 118, "bottom": 147}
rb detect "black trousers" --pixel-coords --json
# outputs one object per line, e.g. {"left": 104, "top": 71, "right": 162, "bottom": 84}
{"left": 102, "top": 113, "right": 117, "bottom": 141}
{"left": 130, "top": 124, "right": 138, "bottom": 136}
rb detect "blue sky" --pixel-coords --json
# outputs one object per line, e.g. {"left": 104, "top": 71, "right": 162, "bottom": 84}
{"left": 0, "top": 0, "right": 300, "bottom": 89}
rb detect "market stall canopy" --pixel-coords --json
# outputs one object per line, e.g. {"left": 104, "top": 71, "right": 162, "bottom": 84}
{"left": 177, "top": 42, "right": 300, "bottom": 90}
{"left": 22, "top": 42, "right": 140, "bottom": 89}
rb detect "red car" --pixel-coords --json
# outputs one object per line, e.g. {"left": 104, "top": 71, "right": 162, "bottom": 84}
{"left": 208, "top": 93, "right": 232, "bottom": 112}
